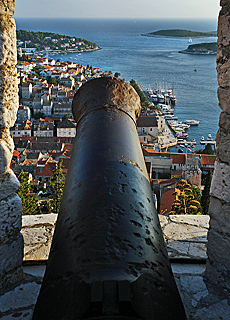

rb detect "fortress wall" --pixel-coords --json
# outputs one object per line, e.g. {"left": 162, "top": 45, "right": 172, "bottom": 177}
{"left": 205, "top": 0, "right": 230, "bottom": 296}
{"left": 0, "top": 0, "right": 24, "bottom": 290}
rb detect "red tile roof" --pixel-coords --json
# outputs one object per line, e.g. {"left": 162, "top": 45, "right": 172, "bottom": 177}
{"left": 200, "top": 154, "right": 216, "bottom": 166}
{"left": 143, "top": 149, "right": 186, "bottom": 165}
{"left": 160, "top": 188, "right": 177, "bottom": 215}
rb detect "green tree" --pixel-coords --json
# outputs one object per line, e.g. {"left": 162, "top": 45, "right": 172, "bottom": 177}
{"left": 201, "top": 171, "right": 212, "bottom": 214}
{"left": 114, "top": 72, "right": 121, "bottom": 78}
{"left": 34, "top": 112, "right": 45, "bottom": 119}
{"left": 170, "top": 179, "right": 202, "bottom": 215}
{"left": 18, "top": 171, "right": 39, "bottom": 215}
{"left": 47, "top": 160, "right": 65, "bottom": 213}
{"left": 62, "top": 113, "right": 70, "bottom": 121}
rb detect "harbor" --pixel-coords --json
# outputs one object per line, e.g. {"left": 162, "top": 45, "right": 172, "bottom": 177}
{"left": 140, "top": 81, "right": 214, "bottom": 153}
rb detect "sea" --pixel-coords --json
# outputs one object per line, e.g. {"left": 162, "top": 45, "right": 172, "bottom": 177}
{"left": 15, "top": 18, "right": 220, "bottom": 150}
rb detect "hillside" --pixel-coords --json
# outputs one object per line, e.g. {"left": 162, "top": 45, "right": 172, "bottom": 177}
{"left": 16, "top": 29, "right": 99, "bottom": 52}
{"left": 141, "top": 29, "right": 217, "bottom": 38}
{"left": 179, "top": 42, "right": 217, "bottom": 55}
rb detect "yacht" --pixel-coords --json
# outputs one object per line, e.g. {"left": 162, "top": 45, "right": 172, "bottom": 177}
{"left": 184, "top": 120, "right": 200, "bottom": 126}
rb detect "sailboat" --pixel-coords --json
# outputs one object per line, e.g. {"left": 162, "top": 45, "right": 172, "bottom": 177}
{"left": 194, "top": 64, "right": 198, "bottom": 72}
{"left": 189, "top": 37, "right": 192, "bottom": 43}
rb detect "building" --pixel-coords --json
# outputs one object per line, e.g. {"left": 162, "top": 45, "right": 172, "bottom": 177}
{"left": 21, "top": 82, "right": 33, "bottom": 100}
{"left": 16, "top": 105, "right": 31, "bottom": 123}
{"left": 53, "top": 103, "right": 72, "bottom": 117}
{"left": 57, "top": 119, "right": 76, "bottom": 138}
{"left": 10, "top": 120, "right": 32, "bottom": 137}
{"left": 34, "top": 119, "right": 54, "bottom": 138}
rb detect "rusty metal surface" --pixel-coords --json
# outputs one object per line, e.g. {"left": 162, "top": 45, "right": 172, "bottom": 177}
{"left": 32, "top": 77, "right": 186, "bottom": 320}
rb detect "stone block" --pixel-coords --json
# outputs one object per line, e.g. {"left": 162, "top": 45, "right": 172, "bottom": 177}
{"left": 24, "top": 243, "right": 52, "bottom": 261}
{"left": 0, "top": 235, "right": 23, "bottom": 274}
{"left": 210, "top": 161, "right": 230, "bottom": 202}
{"left": 22, "top": 213, "right": 57, "bottom": 228}
{"left": 0, "top": 282, "right": 41, "bottom": 313}
{"left": 180, "top": 275, "right": 207, "bottom": 295}
{"left": 0, "top": 0, "right": 15, "bottom": 15}
{"left": 21, "top": 227, "right": 47, "bottom": 246}
{"left": 163, "top": 221, "right": 208, "bottom": 242}
{"left": 193, "top": 299, "right": 230, "bottom": 320}
{"left": 209, "top": 197, "right": 230, "bottom": 236}
{"left": 207, "top": 229, "right": 230, "bottom": 267}
{"left": 0, "top": 130, "right": 14, "bottom": 174}
{"left": 216, "top": 112, "right": 230, "bottom": 164}
{"left": 0, "top": 170, "right": 20, "bottom": 201}
{"left": 0, "top": 14, "right": 18, "bottom": 129}
{"left": 0, "top": 193, "right": 21, "bottom": 239}
{"left": 169, "top": 215, "right": 209, "bottom": 229}
{"left": 188, "top": 243, "right": 207, "bottom": 259}
{"left": 217, "top": 87, "right": 230, "bottom": 114}
{"left": 216, "top": 53, "right": 230, "bottom": 88}
{"left": 217, "top": 13, "right": 230, "bottom": 46}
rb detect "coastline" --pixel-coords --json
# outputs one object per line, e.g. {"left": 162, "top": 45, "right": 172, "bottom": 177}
{"left": 178, "top": 50, "right": 216, "bottom": 55}
{"left": 36, "top": 46, "right": 101, "bottom": 55}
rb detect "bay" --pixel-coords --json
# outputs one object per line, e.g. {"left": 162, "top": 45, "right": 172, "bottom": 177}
{"left": 15, "top": 18, "right": 220, "bottom": 149}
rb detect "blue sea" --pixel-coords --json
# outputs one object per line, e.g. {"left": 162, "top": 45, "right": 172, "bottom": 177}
{"left": 15, "top": 18, "right": 219, "bottom": 149}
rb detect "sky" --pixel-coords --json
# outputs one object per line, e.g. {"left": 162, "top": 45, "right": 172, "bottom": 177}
{"left": 15, "top": 0, "right": 220, "bottom": 19}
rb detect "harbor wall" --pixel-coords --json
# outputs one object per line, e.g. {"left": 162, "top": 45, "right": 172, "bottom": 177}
{"left": 205, "top": 0, "right": 230, "bottom": 297}
{"left": 0, "top": 0, "right": 24, "bottom": 290}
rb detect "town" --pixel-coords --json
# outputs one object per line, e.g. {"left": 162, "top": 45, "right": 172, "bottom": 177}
{"left": 13, "top": 47, "right": 216, "bottom": 216}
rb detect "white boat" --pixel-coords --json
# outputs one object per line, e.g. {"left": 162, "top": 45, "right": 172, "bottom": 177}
{"left": 184, "top": 120, "right": 200, "bottom": 126}
{"left": 189, "top": 38, "right": 192, "bottom": 43}
{"left": 157, "top": 94, "right": 165, "bottom": 103}
{"left": 207, "top": 134, "right": 213, "bottom": 140}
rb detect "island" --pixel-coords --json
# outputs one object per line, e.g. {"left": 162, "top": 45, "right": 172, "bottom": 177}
{"left": 179, "top": 42, "right": 217, "bottom": 55}
{"left": 141, "top": 29, "right": 217, "bottom": 38}
{"left": 16, "top": 29, "right": 100, "bottom": 54}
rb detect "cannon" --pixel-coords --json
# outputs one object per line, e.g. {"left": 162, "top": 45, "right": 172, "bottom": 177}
{"left": 32, "top": 77, "right": 186, "bottom": 320}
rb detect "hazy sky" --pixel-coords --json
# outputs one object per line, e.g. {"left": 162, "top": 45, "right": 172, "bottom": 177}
{"left": 15, "top": 0, "right": 220, "bottom": 19}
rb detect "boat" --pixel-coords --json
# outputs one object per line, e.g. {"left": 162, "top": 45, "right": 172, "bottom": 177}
{"left": 207, "top": 134, "right": 213, "bottom": 140}
{"left": 189, "top": 38, "right": 192, "bottom": 43}
{"left": 184, "top": 120, "right": 200, "bottom": 126}
{"left": 201, "top": 136, "right": 204, "bottom": 141}
{"left": 157, "top": 94, "right": 165, "bottom": 103}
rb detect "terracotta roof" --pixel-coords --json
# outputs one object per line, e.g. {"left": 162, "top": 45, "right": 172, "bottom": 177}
{"left": 200, "top": 154, "right": 216, "bottom": 166}
{"left": 160, "top": 188, "right": 177, "bottom": 215}
{"left": 13, "top": 150, "right": 20, "bottom": 158}
{"left": 143, "top": 150, "right": 186, "bottom": 165}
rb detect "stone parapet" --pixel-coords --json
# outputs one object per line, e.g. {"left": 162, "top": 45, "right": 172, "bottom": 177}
{"left": 2, "top": 215, "right": 230, "bottom": 320}
{"left": 21, "top": 214, "right": 209, "bottom": 262}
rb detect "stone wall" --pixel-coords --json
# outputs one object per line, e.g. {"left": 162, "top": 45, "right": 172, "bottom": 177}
{"left": 0, "top": 0, "right": 23, "bottom": 290}
{"left": 205, "top": 0, "right": 230, "bottom": 297}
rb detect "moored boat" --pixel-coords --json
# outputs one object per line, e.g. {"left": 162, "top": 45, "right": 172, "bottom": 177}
{"left": 184, "top": 119, "right": 200, "bottom": 126}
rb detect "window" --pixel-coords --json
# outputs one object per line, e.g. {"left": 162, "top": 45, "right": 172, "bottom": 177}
{"left": 40, "top": 168, "right": 42, "bottom": 173}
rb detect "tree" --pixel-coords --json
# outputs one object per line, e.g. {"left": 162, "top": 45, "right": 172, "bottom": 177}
{"left": 62, "top": 113, "right": 70, "bottom": 121}
{"left": 18, "top": 171, "right": 39, "bottom": 215}
{"left": 170, "top": 179, "right": 202, "bottom": 215}
{"left": 34, "top": 112, "right": 45, "bottom": 119}
{"left": 47, "top": 160, "right": 65, "bottom": 213}
{"left": 201, "top": 171, "right": 212, "bottom": 214}
{"left": 114, "top": 72, "right": 121, "bottom": 78}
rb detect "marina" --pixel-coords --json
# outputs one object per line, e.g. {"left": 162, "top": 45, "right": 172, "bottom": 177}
{"left": 142, "top": 81, "right": 214, "bottom": 152}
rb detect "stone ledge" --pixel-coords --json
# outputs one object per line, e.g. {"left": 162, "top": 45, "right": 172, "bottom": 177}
{"left": 21, "top": 214, "right": 209, "bottom": 262}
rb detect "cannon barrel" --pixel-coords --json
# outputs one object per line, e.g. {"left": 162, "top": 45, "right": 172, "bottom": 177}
{"left": 32, "top": 77, "right": 186, "bottom": 320}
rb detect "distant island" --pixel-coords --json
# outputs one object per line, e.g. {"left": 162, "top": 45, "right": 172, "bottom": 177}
{"left": 141, "top": 29, "right": 217, "bottom": 38}
{"left": 16, "top": 29, "right": 100, "bottom": 54}
{"left": 179, "top": 42, "right": 217, "bottom": 55}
